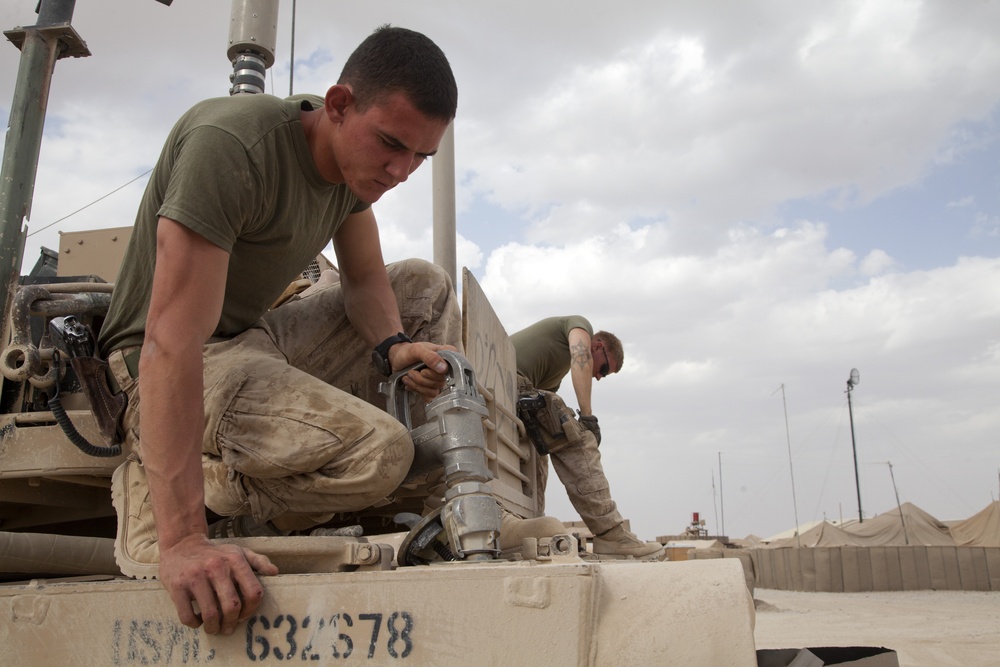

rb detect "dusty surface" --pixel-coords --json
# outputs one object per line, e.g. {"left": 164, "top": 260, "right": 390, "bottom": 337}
{"left": 753, "top": 588, "right": 1000, "bottom": 667}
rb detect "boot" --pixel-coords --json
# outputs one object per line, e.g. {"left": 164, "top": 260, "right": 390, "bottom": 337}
{"left": 111, "top": 457, "right": 160, "bottom": 579}
{"left": 592, "top": 523, "right": 664, "bottom": 559}
{"left": 499, "top": 509, "right": 567, "bottom": 551}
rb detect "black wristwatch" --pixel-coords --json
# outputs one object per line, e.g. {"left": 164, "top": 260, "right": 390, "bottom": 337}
{"left": 371, "top": 332, "right": 412, "bottom": 376}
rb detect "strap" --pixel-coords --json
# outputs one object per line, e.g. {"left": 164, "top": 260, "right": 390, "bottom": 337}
{"left": 106, "top": 347, "right": 141, "bottom": 395}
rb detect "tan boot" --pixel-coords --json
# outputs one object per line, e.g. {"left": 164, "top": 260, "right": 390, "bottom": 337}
{"left": 499, "top": 510, "right": 567, "bottom": 551}
{"left": 111, "top": 457, "right": 160, "bottom": 579}
{"left": 592, "top": 524, "right": 664, "bottom": 560}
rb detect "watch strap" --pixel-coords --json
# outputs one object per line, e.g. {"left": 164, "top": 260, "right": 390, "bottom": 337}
{"left": 373, "top": 332, "right": 412, "bottom": 374}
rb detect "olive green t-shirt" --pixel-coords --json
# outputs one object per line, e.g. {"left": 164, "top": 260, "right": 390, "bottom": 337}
{"left": 99, "top": 94, "right": 369, "bottom": 354}
{"left": 510, "top": 316, "right": 593, "bottom": 392}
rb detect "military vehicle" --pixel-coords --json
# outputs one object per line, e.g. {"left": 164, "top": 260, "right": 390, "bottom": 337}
{"left": 0, "top": 1, "right": 757, "bottom": 663}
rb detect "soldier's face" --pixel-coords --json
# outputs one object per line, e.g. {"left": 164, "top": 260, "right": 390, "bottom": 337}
{"left": 335, "top": 91, "right": 449, "bottom": 203}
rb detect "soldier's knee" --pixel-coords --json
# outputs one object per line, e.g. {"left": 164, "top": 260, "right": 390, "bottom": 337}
{"left": 363, "top": 424, "right": 415, "bottom": 502}
{"left": 391, "top": 258, "right": 453, "bottom": 294}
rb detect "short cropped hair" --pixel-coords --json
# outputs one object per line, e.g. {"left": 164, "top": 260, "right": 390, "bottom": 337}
{"left": 593, "top": 331, "right": 624, "bottom": 370}
{"left": 338, "top": 25, "right": 458, "bottom": 121}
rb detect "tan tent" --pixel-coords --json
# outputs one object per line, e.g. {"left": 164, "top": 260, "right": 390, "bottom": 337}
{"left": 764, "top": 503, "right": 957, "bottom": 548}
{"left": 730, "top": 535, "right": 764, "bottom": 548}
{"left": 839, "top": 502, "right": 954, "bottom": 546}
{"left": 949, "top": 500, "right": 1000, "bottom": 547}
{"left": 763, "top": 521, "right": 870, "bottom": 548}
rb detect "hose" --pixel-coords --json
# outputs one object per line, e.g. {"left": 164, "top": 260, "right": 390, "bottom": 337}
{"left": 0, "top": 531, "right": 121, "bottom": 576}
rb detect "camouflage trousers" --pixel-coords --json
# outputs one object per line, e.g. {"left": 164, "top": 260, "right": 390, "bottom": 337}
{"left": 517, "top": 375, "right": 624, "bottom": 536}
{"left": 109, "top": 258, "right": 463, "bottom": 530}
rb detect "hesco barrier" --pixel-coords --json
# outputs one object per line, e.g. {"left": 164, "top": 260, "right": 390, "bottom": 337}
{"left": 748, "top": 546, "right": 1000, "bottom": 592}
{"left": 687, "top": 548, "right": 756, "bottom": 596}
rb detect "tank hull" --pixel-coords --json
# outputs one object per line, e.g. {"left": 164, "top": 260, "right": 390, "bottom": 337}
{"left": 0, "top": 558, "right": 757, "bottom": 666}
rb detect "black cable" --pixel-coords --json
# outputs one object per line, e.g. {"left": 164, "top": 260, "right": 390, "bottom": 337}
{"left": 47, "top": 350, "right": 122, "bottom": 458}
{"left": 26, "top": 169, "right": 152, "bottom": 238}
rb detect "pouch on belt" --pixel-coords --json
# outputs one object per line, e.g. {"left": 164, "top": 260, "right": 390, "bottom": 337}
{"left": 516, "top": 389, "right": 585, "bottom": 455}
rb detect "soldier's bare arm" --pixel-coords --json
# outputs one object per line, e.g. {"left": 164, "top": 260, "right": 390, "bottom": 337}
{"left": 141, "top": 218, "right": 277, "bottom": 635}
{"left": 567, "top": 327, "right": 595, "bottom": 416}
{"left": 333, "top": 209, "right": 454, "bottom": 396}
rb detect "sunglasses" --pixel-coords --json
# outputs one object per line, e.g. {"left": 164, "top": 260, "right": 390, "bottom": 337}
{"left": 597, "top": 347, "right": 610, "bottom": 378}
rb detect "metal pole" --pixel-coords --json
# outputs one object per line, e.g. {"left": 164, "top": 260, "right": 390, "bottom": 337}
{"left": 288, "top": 0, "right": 295, "bottom": 96}
{"left": 847, "top": 379, "right": 863, "bottom": 523}
{"left": 432, "top": 122, "right": 457, "bottom": 287}
{"left": 718, "top": 452, "right": 725, "bottom": 537}
{"left": 886, "top": 461, "right": 909, "bottom": 545}
{"left": 777, "top": 384, "right": 802, "bottom": 547}
{"left": 227, "top": 0, "right": 278, "bottom": 96}
{"left": 712, "top": 469, "right": 719, "bottom": 538}
{"left": 0, "top": 0, "right": 88, "bottom": 336}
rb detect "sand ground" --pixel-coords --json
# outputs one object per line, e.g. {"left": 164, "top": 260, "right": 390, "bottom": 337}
{"left": 752, "top": 588, "right": 1000, "bottom": 667}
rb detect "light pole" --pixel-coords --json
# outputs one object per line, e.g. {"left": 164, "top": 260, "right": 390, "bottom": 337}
{"left": 846, "top": 368, "right": 863, "bottom": 523}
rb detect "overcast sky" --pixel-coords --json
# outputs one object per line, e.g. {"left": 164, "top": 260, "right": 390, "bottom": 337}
{"left": 2, "top": 0, "right": 998, "bottom": 541}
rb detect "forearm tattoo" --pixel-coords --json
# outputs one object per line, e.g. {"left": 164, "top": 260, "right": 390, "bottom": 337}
{"left": 570, "top": 340, "right": 592, "bottom": 372}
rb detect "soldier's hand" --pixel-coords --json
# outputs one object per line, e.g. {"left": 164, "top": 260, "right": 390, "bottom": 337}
{"left": 158, "top": 534, "right": 278, "bottom": 635}
{"left": 578, "top": 413, "right": 601, "bottom": 445}
{"left": 393, "top": 342, "right": 458, "bottom": 400}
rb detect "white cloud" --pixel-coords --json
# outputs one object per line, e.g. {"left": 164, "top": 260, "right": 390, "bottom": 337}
{"left": 859, "top": 249, "right": 897, "bottom": 276}
{"left": 971, "top": 212, "right": 1000, "bottom": 238}
{"left": 454, "top": 0, "right": 1000, "bottom": 248}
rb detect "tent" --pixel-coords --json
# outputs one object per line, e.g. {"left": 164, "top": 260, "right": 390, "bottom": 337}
{"left": 839, "top": 502, "right": 954, "bottom": 547}
{"left": 948, "top": 500, "right": 1000, "bottom": 547}
{"left": 763, "top": 521, "right": 870, "bottom": 548}
{"left": 763, "top": 503, "right": 958, "bottom": 548}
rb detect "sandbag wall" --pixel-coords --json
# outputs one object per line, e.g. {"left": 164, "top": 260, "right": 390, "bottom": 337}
{"left": 687, "top": 548, "right": 756, "bottom": 596}
{"left": 750, "top": 546, "right": 1000, "bottom": 592}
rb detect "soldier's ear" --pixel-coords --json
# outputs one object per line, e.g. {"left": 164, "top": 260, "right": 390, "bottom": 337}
{"left": 324, "top": 85, "right": 353, "bottom": 122}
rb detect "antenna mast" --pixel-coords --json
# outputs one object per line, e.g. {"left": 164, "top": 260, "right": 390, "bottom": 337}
{"left": 774, "top": 384, "right": 802, "bottom": 547}
{"left": 288, "top": 0, "right": 296, "bottom": 96}
{"left": 712, "top": 468, "right": 719, "bottom": 538}
{"left": 885, "top": 461, "right": 909, "bottom": 545}
{"left": 718, "top": 452, "right": 725, "bottom": 537}
{"left": 227, "top": 0, "right": 279, "bottom": 96}
{"left": 846, "top": 368, "right": 863, "bottom": 523}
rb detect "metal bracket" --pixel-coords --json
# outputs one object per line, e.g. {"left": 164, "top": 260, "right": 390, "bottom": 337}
{"left": 5, "top": 24, "right": 90, "bottom": 59}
